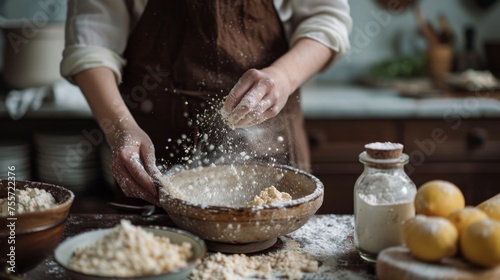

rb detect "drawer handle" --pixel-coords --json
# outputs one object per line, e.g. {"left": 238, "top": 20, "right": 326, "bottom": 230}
{"left": 308, "top": 132, "right": 323, "bottom": 149}
{"left": 467, "top": 128, "right": 488, "bottom": 149}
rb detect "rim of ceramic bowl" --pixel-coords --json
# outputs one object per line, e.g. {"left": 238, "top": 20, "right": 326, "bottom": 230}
{"left": 159, "top": 163, "right": 324, "bottom": 212}
{"left": 54, "top": 226, "right": 207, "bottom": 279}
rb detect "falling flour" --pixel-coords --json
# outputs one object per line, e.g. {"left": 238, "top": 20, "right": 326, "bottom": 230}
{"left": 155, "top": 92, "right": 288, "bottom": 172}
{"left": 0, "top": 187, "right": 57, "bottom": 215}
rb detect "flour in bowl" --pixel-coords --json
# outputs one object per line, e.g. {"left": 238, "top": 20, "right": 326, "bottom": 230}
{"left": 0, "top": 187, "right": 56, "bottom": 215}
{"left": 69, "top": 220, "right": 192, "bottom": 277}
{"left": 247, "top": 186, "right": 292, "bottom": 207}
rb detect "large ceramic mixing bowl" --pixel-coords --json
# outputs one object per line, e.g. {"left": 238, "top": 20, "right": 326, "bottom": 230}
{"left": 159, "top": 164, "right": 324, "bottom": 247}
{"left": 0, "top": 180, "right": 74, "bottom": 273}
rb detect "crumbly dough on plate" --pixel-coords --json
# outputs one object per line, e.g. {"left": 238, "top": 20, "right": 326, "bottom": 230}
{"left": 69, "top": 220, "right": 192, "bottom": 277}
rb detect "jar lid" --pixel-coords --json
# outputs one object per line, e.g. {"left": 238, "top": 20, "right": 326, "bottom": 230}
{"left": 359, "top": 151, "right": 409, "bottom": 165}
{"left": 364, "top": 142, "right": 403, "bottom": 159}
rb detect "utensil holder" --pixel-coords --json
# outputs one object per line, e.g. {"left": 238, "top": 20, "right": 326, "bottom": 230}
{"left": 426, "top": 44, "right": 453, "bottom": 87}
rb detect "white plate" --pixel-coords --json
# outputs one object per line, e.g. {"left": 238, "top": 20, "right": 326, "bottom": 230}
{"left": 0, "top": 159, "right": 31, "bottom": 168}
{"left": 35, "top": 157, "right": 98, "bottom": 168}
{"left": 54, "top": 226, "right": 205, "bottom": 280}
{"left": 37, "top": 173, "right": 99, "bottom": 182}
{"left": 0, "top": 147, "right": 30, "bottom": 156}
{"left": 34, "top": 133, "right": 87, "bottom": 143}
{"left": 37, "top": 178, "right": 96, "bottom": 190}
{"left": 35, "top": 147, "right": 99, "bottom": 158}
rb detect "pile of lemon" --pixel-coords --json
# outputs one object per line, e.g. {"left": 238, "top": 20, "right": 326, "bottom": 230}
{"left": 403, "top": 180, "right": 500, "bottom": 267}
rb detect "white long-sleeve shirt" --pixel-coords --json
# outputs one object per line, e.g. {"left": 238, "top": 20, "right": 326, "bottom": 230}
{"left": 61, "top": 0, "right": 352, "bottom": 84}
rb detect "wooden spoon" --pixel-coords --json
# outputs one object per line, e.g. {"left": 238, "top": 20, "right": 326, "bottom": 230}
{"left": 414, "top": 4, "right": 440, "bottom": 45}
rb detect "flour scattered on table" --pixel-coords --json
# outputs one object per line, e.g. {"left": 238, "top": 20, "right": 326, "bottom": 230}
{"left": 69, "top": 220, "right": 192, "bottom": 277}
{"left": 288, "top": 215, "right": 375, "bottom": 280}
{"left": 0, "top": 187, "right": 56, "bottom": 215}
{"left": 191, "top": 216, "right": 374, "bottom": 280}
{"left": 191, "top": 237, "right": 317, "bottom": 280}
{"left": 44, "top": 259, "right": 69, "bottom": 279}
{"left": 246, "top": 186, "right": 292, "bottom": 207}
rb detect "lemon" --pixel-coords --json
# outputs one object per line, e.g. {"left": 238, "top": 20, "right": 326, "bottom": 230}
{"left": 403, "top": 215, "right": 458, "bottom": 262}
{"left": 477, "top": 194, "right": 500, "bottom": 221}
{"left": 414, "top": 180, "right": 465, "bottom": 217}
{"left": 461, "top": 218, "right": 500, "bottom": 267}
{"left": 448, "top": 207, "right": 488, "bottom": 234}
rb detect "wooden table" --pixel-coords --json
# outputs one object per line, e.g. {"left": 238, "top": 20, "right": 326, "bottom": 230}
{"left": 18, "top": 214, "right": 376, "bottom": 279}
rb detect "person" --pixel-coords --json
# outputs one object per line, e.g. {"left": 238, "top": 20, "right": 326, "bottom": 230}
{"left": 61, "top": 0, "right": 352, "bottom": 205}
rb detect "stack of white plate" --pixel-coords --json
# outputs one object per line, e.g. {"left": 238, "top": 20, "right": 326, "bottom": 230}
{"left": 99, "top": 144, "right": 116, "bottom": 189}
{"left": 34, "top": 133, "right": 100, "bottom": 193}
{"left": 0, "top": 142, "right": 31, "bottom": 180}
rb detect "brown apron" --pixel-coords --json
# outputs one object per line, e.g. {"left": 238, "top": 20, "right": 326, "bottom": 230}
{"left": 119, "top": 0, "right": 310, "bottom": 171}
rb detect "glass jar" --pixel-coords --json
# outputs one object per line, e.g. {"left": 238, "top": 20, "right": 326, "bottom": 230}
{"left": 353, "top": 151, "right": 416, "bottom": 263}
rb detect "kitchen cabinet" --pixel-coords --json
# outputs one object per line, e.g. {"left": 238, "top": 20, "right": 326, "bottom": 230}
{"left": 307, "top": 118, "right": 500, "bottom": 214}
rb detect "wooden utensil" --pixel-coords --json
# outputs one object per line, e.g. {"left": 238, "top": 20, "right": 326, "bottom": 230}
{"left": 377, "top": 246, "right": 500, "bottom": 280}
{"left": 415, "top": 4, "right": 439, "bottom": 46}
{"left": 107, "top": 202, "right": 156, "bottom": 217}
{"left": 438, "top": 14, "right": 454, "bottom": 44}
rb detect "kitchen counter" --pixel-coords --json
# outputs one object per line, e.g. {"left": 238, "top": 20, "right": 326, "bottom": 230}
{"left": 2, "top": 82, "right": 500, "bottom": 120}
{"left": 20, "top": 214, "right": 376, "bottom": 280}
{"left": 301, "top": 84, "right": 500, "bottom": 119}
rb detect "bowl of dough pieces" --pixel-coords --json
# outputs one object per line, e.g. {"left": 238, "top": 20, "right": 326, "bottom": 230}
{"left": 158, "top": 163, "right": 324, "bottom": 253}
{"left": 54, "top": 220, "right": 206, "bottom": 280}
{"left": 0, "top": 180, "right": 74, "bottom": 274}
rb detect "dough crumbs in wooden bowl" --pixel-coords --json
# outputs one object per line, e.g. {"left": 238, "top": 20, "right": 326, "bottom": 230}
{"left": 364, "top": 142, "right": 404, "bottom": 159}
{"left": 0, "top": 181, "right": 75, "bottom": 273}
{"left": 0, "top": 187, "right": 57, "bottom": 214}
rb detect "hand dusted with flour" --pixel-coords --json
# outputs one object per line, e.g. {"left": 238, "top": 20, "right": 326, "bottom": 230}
{"left": 221, "top": 68, "right": 291, "bottom": 129}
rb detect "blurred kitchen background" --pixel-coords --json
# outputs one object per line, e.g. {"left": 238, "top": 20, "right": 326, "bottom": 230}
{"left": 0, "top": 0, "right": 499, "bottom": 214}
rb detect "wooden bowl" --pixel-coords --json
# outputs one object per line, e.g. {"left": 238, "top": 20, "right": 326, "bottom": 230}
{"left": 158, "top": 164, "right": 324, "bottom": 245}
{"left": 0, "top": 180, "right": 74, "bottom": 273}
